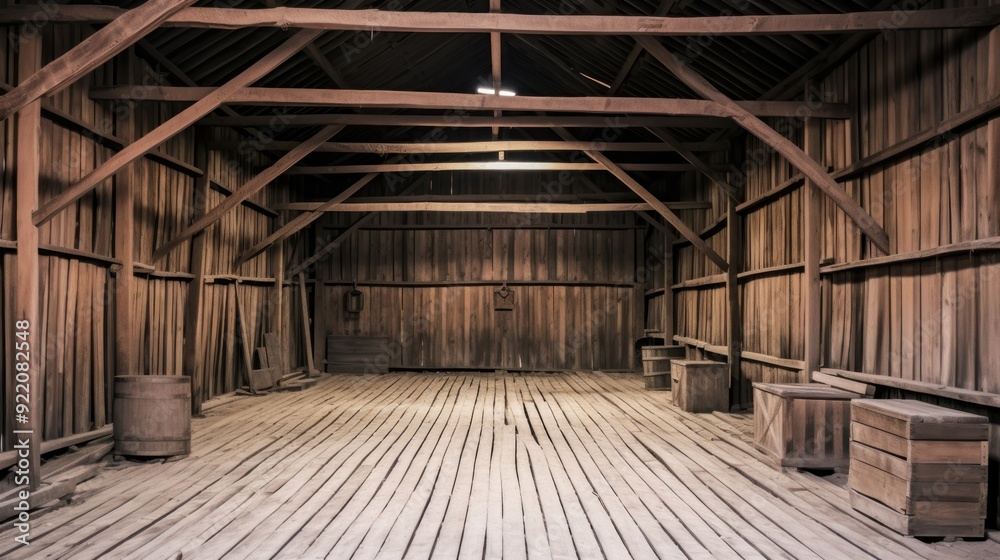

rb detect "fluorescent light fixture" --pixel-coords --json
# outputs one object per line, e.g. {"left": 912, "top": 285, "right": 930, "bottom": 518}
{"left": 477, "top": 87, "right": 516, "bottom": 96}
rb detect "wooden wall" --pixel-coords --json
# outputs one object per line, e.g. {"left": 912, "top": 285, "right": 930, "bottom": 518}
{"left": 304, "top": 172, "right": 645, "bottom": 371}
{"left": 0, "top": 25, "right": 282, "bottom": 450}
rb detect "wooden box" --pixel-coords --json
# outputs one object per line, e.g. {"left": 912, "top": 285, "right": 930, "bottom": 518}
{"left": 753, "top": 383, "right": 855, "bottom": 470}
{"left": 641, "top": 345, "right": 686, "bottom": 390}
{"left": 849, "top": 399, "right": 989, "bottom": 538}
{"left": 670, "top": 360, "right": 728, "bottom": 413}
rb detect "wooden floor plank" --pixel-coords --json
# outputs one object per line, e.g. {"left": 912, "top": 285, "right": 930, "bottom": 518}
{"left": 2, "top": 372, "right": 996, "bottom": 560}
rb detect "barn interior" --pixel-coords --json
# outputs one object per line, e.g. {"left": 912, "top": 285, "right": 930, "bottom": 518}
{"left": 1, "top": 0, "right": 1000, "bottom": 558}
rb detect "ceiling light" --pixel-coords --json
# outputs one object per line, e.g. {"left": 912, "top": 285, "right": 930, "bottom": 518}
{"left": 477, "top": 87, "right": 516, "bottom": 96}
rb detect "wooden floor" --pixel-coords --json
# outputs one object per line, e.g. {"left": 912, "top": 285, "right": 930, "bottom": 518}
{"left": 2, "top": 372, "right": 998, "bottom": 559}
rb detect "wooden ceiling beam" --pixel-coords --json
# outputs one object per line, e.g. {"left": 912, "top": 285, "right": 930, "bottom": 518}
{"left": 552, "top": 127, "right": 728, "bottom": 271}
{"left": 235, "top": 172, "right": 378, "bottom": 266}
{"left": 207, "top": 140, "right": 726, "bottom": 153}
{"left": 33, "top": 29, "right": 323, "bottom": 227}
{"left": 11, "top": 5, "right": 1000, "bottom": 34}
{"left": 287, "top": 162, "right": 721, "bottom": 175}
{"left": 89, "top": 87, "right": 850, "bottom": 119}
{"left": 151, "top": 124, "right": 344, "bottom": 262}
{"left": 271, "top": 201, "right": 689, "bottom": 214}
{"left": 0, "top": 0, "right": 197, "bottom": 121}
{"left": 637, "top": 36, "right": 890, "bottom": 254}
{"left": 608, "top": 0, "right": 679, "bottom": 95}
{"left": 198, "top": 114, "right": 736, "bottom": 129}
{"left": 279, "top": 199, "right": 709, "bottom": 211}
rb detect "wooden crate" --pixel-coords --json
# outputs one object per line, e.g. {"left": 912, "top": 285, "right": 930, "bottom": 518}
{"left": 670, "top": 360, "right": 728, "bottom": 413}
{"left": 642, "top": 345, "right": 686, "bottom": 390}
{"left": 753, "top": 383, "right": 855, "bottom": 470}
{"left": 849, "top": 399, "right": 988, "bottom": 538}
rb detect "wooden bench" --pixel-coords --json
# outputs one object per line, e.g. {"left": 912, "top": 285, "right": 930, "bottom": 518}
{"left": 849, "top": 399, "right": 989, "bottom": 538}
{"left": 753, "top": 383, "right": 856, "bottom": 470}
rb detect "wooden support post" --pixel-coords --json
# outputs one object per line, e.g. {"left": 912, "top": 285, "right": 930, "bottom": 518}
{"left": 804, "top": 117, "right": 822, "bottom": 382}
{"left": 312, "top": 226, "right": 328, "bottom": 372}
{"left": 15, "top": 30, "right": 42, "bottom": 490}
{"left": 298, "top": 273, "right": 319, "bottom": 375}
{"left": 270, "top": 217, "right": 285, "bottom": 374}
{"left": 114, "top": 50, "right": 136, "bottom": 379}
{"left": 726, "top": 202, "right": 744, "bottom": 409}
{"left": 663, "top": 230, "right": 675, "bottom": 342}
{"left": 183, "top": 131, "right": 210, "bottom": 414}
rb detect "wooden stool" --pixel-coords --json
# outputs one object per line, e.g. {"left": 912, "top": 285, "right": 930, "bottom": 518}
{"left": 849, "top": 399, "right": 989, "bottom": 538}
{"left": 753, "top": 383, "right": 855, "bottom": 470}
{"left": 670, "top": 360, "right": 728, "bottom": 412}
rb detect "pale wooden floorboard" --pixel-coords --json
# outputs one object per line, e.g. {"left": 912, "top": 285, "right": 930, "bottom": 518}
{"left": 2, "top": 372, "right": 998, "bottom": 560}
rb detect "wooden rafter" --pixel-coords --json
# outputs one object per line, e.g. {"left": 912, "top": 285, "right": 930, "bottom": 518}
{"left": 645, "top": 127, "right": 739, "bottom": 201}
{"left": 551, "top": 127, "right": 728, "bottom": 271}
{"left": 89, "top": 87, "right": 850, "bottom": 118}
{"left": 286, "top": 177, "right": 430, "bottom": 278}
{"left": 0, "top": 0, "right": 196, "bottom": 121}
{"left": 235, "top": 173, "right": 379, "bottom": 267}
{"left": 273, "top": 201, "right": 703, "bottom": 213}
{"left": 151, "top": 124, "right": 344, "bottom": 263}
{"left": 608, "top": 0, "right": 679, "bottom": 95}
{"left": 277, "top": 197, "right": 710, "bottom": 211}
{"left": 10, "top": 5, "right": 1000, "bottom": 34}
{"left": 33, "top": 29, "right": 323, "bottom": 227}
{"left": 636, "top": 36, "right": 890, "bottom": 254}
{"left": 287, "top": 162, "right": 720, "bottom": 174}
{"left": 199, "top": 114, "right": 736, "bottom": 129}
{"left": 207, "top": 140, "right": 726, "bottom": 153}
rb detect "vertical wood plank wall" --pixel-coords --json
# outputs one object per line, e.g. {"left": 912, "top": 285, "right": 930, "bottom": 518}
{"left": 0, "top": 26, "right": 280, "bottom": 450}
{"left": 669, "top": 6, "right": 1000, "bottom": 426}
{"left": 306, "top": 172, "right": 644, "bottom": 371}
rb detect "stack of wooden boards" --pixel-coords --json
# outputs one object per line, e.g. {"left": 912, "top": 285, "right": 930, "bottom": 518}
{"left": 849, "top": 399, "right": 989, "bottom": 538}
{"left": 641, "top": 345, "right": 686, "bottom": 390}
{"left": 326, "top": 335, "right": 394, "bottom": 374}
{"left": 753, "top": 383, "right": 856, "bottom": 470}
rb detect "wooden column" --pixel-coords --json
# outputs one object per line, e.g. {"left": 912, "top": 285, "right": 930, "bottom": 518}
{"left": 15, "top": 30, "right": 42, "bottom": 489}
{"left": 298, "top": 272, "right": 319, "bottom": 375}
{"left": 804, "top": 117, "right": 822, "bottom": 382}
{"left": 114, "top": 51, "right": 136, "bottom": 379}
{"left": 269, "top": 215, "right": 284, "bottom": 372}
{"left": 663, "top": 230, "right": 675, "bottom": 342}
{"left": 183, "top": 131, "right": 210, "bottom": 414}
{"left": 726, "top": 202, "right": 743, "bottom": 408}
{"left": 312, "top": 226, "right": 328, "bottom": 372}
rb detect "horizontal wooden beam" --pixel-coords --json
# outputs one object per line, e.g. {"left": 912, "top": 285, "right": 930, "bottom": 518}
{"left": 287, "top": 162, "right": 717, "bottom": 175}
{"left": 671, "top": 273, "right": 727, "bottom": 290}
{"left": 89, "top": 87, "right": 851, "bottom": 119}
{"left": 272, "top": 201, "right": 693, "bottom": 214}
{"left": 10, "top": 6, "right": 1000, "bottom": 34}
{"left": 820, "top": 368, "right": 1000, "bottom": 409}
{"left": 0, "top": 0, "right": 196, "bottom": 121}
{"left": 820, "top": 237, "right": 1000, "bottom": 274}
{"left": 277, "top": 196, "right": 709, "bottom": 210}
{"left": 741, "top": 351, "right": 805, "bottom": 371}
{"left": 208, "top": 140, "right": 727, "bottom": 154}
{"left": 199, "top": 114, "right": 736, "bottom": 129}
{"left": 673, "top": 335, "right": 728, "bottom": 356}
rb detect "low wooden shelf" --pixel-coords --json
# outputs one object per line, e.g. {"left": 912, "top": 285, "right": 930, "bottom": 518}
{"left": 753, "top": 383, "right": 856, "bottom": 470}
{"left": 848, "top": 399, "right": 988, "bottom": 538}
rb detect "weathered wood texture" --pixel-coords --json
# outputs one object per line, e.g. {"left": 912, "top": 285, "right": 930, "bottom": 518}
{"left": 0, "top": 27, "right": 279, "bottom": 451}
{"left": 678, "top": 18, "right": 1000, "bottom": 398}
{"left": 308, "top": 172, "right": 642, "bottom": 371}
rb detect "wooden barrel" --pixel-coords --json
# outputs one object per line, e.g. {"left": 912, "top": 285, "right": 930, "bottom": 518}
{"left": 113, "top": 375, "right": 191, "bottom": 457}
{"left": 641, "top": 345, "right": 686, "bottom": 390}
